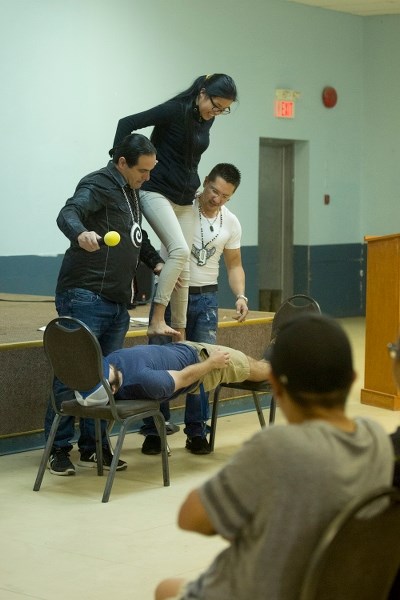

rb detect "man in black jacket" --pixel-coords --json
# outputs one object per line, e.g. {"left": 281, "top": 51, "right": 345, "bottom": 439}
{"left": 44, "top": 133, "right": 163, "bottom": 476}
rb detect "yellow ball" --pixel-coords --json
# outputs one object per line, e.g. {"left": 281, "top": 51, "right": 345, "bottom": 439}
{"left": 104, "top": 231, "right": 121, "bottom": 247}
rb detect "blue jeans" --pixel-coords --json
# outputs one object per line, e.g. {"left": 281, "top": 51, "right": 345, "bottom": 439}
{"left": 184, "top": 292, "right": 218, "bottom": 437}
{"left": 142, "top": 291, "right": 218, "bottom": 438}
{"left": 44, "top": 288, "right": 130, "bottom": 452}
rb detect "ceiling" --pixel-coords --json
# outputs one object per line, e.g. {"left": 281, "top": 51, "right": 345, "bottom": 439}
{"left": 287, "top": 0, "right": 400, "bottom": 16}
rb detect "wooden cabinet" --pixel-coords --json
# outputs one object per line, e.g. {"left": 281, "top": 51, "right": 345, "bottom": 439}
{"left": 361, "top": 234, "right": 400, "bottom": 410}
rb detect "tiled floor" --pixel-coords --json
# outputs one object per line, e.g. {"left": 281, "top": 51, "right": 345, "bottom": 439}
{"left": 0, "top": 318, "right": 399, "bottom": 600}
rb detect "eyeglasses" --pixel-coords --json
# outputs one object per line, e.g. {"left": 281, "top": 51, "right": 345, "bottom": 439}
{"left": 209, "top": 96, "right": 231, "bottom": 115}
{"left": 207, "top": 184, "right": 231, "bottom": 201}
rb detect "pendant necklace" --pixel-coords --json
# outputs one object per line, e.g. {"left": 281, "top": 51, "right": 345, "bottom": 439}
{"left": 191, "top": 201, "right": 222, "bottom": 266}
{"left": 202, "top": 211, "right": 219, "bottom": 232}
{"left": 199, "top": 201, "right": 221, "bottom": 232}
{"left": 121, "top": 186, "right": 142, "bottom": 248}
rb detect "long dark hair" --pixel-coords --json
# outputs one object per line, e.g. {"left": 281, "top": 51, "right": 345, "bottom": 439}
{"left": 172, "top": 73, "right": 238, "bottom": 104}
{"left": 151, "top": 74, "right": 238, "bottom": 169}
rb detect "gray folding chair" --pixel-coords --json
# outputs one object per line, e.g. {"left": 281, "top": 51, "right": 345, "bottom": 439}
{"left": 33, "top": 316, "right": 169, "bottom": 502}
{"left": 300, "top": 486, "right": 400, "bottom": 600}
{"left": 209, "top": 294, "right": 321, "bottom": 451}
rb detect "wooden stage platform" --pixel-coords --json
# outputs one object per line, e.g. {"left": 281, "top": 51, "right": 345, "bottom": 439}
{"left": 0, "top": 294, "right": 273, "bottom": 452}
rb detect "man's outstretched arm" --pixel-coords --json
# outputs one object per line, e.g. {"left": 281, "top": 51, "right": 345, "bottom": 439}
{"left": 168, "top": 347, "right": 230, "bottom": 392}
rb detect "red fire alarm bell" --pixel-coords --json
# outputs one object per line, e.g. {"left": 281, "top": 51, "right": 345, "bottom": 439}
{"left": 322, "top": 86, "right": 338, "bottom": 108}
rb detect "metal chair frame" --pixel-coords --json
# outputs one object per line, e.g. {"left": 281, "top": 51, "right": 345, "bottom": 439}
{"left": 33, "top": 316, "right": 170, "bottom": 502}
{"left": 300, "top": 486, "right": 400, "bottom": 600}
{"left": 209, "top": 294, "right": 321, "bottom": 451}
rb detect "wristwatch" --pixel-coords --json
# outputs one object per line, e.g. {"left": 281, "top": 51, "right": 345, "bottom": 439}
{"left": 236, "top": 294, "right": 248, "bottom": 303}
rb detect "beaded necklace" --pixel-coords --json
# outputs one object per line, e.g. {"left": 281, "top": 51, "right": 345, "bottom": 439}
{"left": 191, "top": 200, "right": 223, "bottom": 266}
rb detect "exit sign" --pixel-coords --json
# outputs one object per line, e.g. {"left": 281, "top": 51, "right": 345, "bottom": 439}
{"left": 274, "top": 100, "right": 295, "bottom": 119}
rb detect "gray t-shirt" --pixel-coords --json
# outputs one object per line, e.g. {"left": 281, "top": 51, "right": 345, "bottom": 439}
{"left": 183, "top": 418, "right": 393, "bottom": 600}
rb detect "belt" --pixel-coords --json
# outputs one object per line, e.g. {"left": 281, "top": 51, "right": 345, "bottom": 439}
{"left": 188, "top": 285, "right": 218, "bottom": 295}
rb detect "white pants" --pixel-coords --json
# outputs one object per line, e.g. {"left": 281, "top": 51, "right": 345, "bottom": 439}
{"left": 140, "top": 190, "right": 195, "bottom": 329}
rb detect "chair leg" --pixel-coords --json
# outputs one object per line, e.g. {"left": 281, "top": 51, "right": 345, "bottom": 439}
{"left": 154, "top": 414, "right": 170, "bottom": 487}
{"left": 106, "top": 420, "right": 115, "bottom": 451}
{"left": 94, "top": 419, "right": 104, "bottom": 476}
{"left": 269, "top": 396, "right": 276, "bottom": 424}
{"left": 252, "top": 392, "right": 266, "bottom": 428}
{"left": 102, "top": 425, "right": 128, "bottom": 503}
{"left": 209, "top": 385, "right": 222, "bottom": 452}
{"left": 33, "top": 414, "right": 62, "bottom": 491}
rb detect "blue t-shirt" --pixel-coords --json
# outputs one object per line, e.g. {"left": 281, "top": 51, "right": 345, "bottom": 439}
{"left": 106, "top": 343, "right": 199, "bottom": 401}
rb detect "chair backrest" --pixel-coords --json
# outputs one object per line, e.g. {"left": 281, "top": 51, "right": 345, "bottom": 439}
{"left": 270, "top": 294, "right": 321, "bottom": 343}
{"left": 299, "top": 486, "right": 400, "bottom": 600}
{"left": 43, "top": 316, "right": 113, "bottom": 407}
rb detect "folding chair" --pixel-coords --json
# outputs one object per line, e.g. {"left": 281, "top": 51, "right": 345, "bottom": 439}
{"left": 209, "top": 294, "right": 321, "bottom": 451}
{"left": 300, "top": 486, "right": 400, "bottom": 600}
{"left": 33, "top": 316, "right": 169, "bottom": 502}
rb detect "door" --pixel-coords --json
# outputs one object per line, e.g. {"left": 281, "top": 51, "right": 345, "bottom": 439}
{"left": 258, "top": 138, "right": 294, "bottom": 311}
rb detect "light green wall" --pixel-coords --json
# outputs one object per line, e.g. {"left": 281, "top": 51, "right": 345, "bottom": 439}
{"left": 0, "top": 0, "right": 397, "bottom": 257}
{"left": 362, "top": 15, "right": 400, "bottom": 236}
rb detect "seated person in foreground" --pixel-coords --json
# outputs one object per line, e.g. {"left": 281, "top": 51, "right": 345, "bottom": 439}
{"left": 154, "top": 314, "right": 394, "bottom": 600}
{"left": 388, "top": 340, "right": 400, "bottom": 487}
{"left": 76, "top": 340, "right": 269, "bottom": 410}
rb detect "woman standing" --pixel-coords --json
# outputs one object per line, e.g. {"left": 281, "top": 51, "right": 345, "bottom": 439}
{"left": 112, "top": 74, "right": 238, "bottom": 339}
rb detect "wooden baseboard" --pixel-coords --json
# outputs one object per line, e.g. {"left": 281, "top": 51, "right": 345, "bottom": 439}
{"left": 361, "top": 388, "right": 400, "bottom": 411}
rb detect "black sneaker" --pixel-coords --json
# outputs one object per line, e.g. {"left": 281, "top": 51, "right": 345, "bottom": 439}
{"left": 165, "top": 421, "right": 180, "bottom": 435}
{"left": 185, "top": 436, "right": 211, "bottom": 455}
{"left": 78, "top": 447, "right": 127, "bottom": 471}
{"left": 139, "top": 422, "right": 180, "bottom": 436}
{"left": 141, "top": 435, "right": 161, "bottom": 455}
{"left": 48, "top": 448, "right": 76, "bottom": 476}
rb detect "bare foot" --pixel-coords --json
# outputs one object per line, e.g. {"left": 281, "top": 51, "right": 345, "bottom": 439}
{"left": 147, "top": 322, "right": 182, "bottom": 341}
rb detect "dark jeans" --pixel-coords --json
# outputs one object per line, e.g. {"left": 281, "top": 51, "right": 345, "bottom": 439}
{"left": 142, "top": 290, "right": 218, "bottom": 438}
{"left": 44, "top": 288, "right": 130, "bottom": 452}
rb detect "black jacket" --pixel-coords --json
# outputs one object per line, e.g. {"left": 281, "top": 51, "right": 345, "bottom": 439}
{"left": 113, "top": 100, "right": 214, "bottom": 205}
{"left": 56, "top": 161, "right": 162, "bottom": 306}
